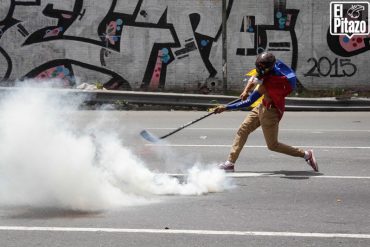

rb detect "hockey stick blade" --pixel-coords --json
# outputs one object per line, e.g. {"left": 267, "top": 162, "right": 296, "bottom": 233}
{"left": 140, "top": 130, "right": 161, "bottom": 143}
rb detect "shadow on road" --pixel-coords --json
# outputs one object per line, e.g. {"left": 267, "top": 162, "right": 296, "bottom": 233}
{"left": 1, "top": 207, "right": 102, "bottom": 219}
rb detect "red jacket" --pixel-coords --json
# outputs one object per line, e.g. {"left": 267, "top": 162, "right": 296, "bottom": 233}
{"left": 262, "top": 74, "right": 293, "bottom": 119}
{"left": 261, "top": 60, "right": 296, "bottom": 119}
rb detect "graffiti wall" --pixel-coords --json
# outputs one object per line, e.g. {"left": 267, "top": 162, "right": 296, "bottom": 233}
{"left": 0, "top": 0, "right": 369, "bottom": 92}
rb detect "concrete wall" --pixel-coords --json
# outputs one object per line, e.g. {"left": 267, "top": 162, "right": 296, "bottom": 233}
{"left": 0, "top": 0, "right": 369, "bottom": 93}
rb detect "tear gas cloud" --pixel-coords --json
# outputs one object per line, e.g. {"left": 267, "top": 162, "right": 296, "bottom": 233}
{"left": 0, "top": 82, "right": 233, "bottom": 211}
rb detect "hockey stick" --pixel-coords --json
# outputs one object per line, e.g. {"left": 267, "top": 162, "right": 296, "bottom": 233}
{"left": 140, "top": 98, "right": 241, "bottom": 143}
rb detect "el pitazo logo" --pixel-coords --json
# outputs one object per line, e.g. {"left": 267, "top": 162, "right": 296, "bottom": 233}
{"left": 330, "top": 1, "right": 370, "bottom": 38}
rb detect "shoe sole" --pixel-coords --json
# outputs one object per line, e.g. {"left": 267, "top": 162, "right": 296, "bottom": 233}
{"left": 218, "top": 167, "right": 234, "bottom": 172}
{"left": 310, "top": 150, "right": 319, "bottom": 172}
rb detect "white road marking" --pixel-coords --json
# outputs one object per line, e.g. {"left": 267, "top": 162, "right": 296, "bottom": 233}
{"left": 146, "top": 144, "right": 370, "bottom": 149}
{"left": 146, "top": 127, "right": 370, "bottom": 132}
{"left": 228, "top": 173, "right": 370, "bottom": 179}
{"left": 0, "top": 226, "right": 369, "bottom": 239}
{"left": 167, "top": 172, "right": 370, "bottom": 180}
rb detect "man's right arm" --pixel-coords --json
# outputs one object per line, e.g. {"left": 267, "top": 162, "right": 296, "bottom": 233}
{"left": 240, "top": 76, "right": 258, "bottom": 100}
{"left": 213, "top": 76, "right": 261, "bottom": 114}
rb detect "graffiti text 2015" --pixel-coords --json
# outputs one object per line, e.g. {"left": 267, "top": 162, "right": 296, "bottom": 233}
{"left": 304, "top": 57, "right": 357, "bottom": 77}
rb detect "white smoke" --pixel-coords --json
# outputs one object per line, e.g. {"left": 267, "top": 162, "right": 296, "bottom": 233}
{"left": 0, "top": 84, "right": 233, "bottom": 211}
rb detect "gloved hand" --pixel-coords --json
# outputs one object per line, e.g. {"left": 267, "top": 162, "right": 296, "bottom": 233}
{"left": 212, "top": 105, "right": 227, "bottom": 114}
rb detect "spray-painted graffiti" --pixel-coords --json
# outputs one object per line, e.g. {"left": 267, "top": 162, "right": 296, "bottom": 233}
{"left": 1, "top": 0, "right": 133, "bottom": 89}
{"left": 1, "top": 0, "right": 369, "bottom": 91}
{"left": 327, "top": 33, "right": 370, "bottom": 57}
{"left": 0, "top": 0, "right": 235, "bottom": 91}
{"left": 304, "top": 57, "right": 357, "bottom": 77}
{"left": 236, "top": 0, "right": 299, "bottom": 71}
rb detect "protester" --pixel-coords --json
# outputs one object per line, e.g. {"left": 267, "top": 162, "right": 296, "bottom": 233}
{"left": 213, "top": 52, "right": 318, "bottom": 173}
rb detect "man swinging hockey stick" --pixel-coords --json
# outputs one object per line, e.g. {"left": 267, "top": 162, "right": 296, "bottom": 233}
{"left": 213, "top": 52, "right": 318, "bottom": 172}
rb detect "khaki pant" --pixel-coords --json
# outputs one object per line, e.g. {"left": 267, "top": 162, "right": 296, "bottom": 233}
{"left": 228, "top": 104, "right": 305, "bottom": 163}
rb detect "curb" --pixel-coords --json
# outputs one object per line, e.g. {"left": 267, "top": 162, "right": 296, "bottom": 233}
{"left": 0, "top": 87, "right": 369, "bottom": 111}
{"left": 285, "top": 97, "right": 370, "bottom": 111}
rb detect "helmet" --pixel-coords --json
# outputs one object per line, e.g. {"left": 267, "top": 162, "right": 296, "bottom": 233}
{"left": 255, "top": 52, "right": 276, "bottom": 77}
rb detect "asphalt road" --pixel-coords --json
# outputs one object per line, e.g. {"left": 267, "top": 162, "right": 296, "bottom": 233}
{"left": 1, "top": 110, "right": 370, "bottom": 247}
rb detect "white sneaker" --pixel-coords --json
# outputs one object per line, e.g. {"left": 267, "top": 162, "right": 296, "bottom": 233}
{"left": 305, "top": 150, "right": 319, "bottom": 172}
{"left": 218, "top": 160, "right": 235, "bottom": 172}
